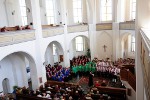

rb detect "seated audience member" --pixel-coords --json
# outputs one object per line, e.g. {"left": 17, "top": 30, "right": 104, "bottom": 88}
{"left": 15, "top": 25, "right": 21, "bottom": 30}
{"left": 69, "top": 96, "right": 73, "bottom": 100}
{"left": 21, "top": 26, "right": 25, "bottom": 30}
{"left": 53, "top": 95, "right": 59, "bottom": 100}
{"left": 25, "top": 25, "right": 31, "bottom": 29}
{"left": 101, "top": 80, "right": 107, "bottom": 86}
{"left": 95, "top": 81, "right": 100, "bottom": 87}
{"left": 55, "top": 85, "right": 59, "bottom": 92}
{"left": 37, "top": 93, "right": 42, "bottom": 97}
{"left": 1, "top": 26, "right": 7, "bottom": 32}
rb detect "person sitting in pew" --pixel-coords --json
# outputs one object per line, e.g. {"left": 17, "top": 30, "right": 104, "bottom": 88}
{"left": 1, "top": 26, "right": 8, "bottom": 32}
{"left": 25, "top": 25, "right": 31, "bottom": 29}
{"left": 101, "top": 80, "right": 107, "bottom": 86}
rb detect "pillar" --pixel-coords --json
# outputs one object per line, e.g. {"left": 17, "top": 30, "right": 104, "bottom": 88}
{"left": 30, "top": 0, "right": 47, "bottom": 90}
{"left": 136, "top": 0, "right": 150, "bottom": 100}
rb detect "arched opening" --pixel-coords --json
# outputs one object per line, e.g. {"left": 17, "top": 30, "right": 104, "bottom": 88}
{"left": 45, "top": 41, "right": 64, "bottom": 67}
{"left": 0, "top": 52, "right": 37, "bottom": 92}
{"left": 69, "top": 35, "right": 89, "bottom": 60}
{"left": 2, "top": 78, "right": 10, "bottom": 94}
{"left": 121, "top": 33, "right": 135, "bottom": 59}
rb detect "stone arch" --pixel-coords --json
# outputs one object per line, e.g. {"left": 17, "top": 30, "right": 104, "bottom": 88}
{"left": 0, "top": 51, "right": 38, "bottom": 92}
{"left": 121, "top": 32, "right": 132, "bottom": 58}
{"left": 69, "top": 35, "right": 90, "bottom": 60}
{"left": 44, "top": 41, "right": 64, "bottom": 66}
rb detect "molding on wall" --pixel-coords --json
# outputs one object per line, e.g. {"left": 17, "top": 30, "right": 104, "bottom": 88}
{"left": 42, "top": 27, "right": 64, "bottom": 38}
{"left": 96, "top": 23, "right": 112, "bottom": 31}
{"left": 68, "top": 25, "right": 89, "bottom": 33}
{"left": 0, "top": 30, "right": 35, "bottom": 47}
{"left": 119, "top": 21, "right": 135, "bottom": 30}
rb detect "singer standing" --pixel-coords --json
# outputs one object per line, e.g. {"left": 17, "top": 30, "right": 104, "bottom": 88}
{"left": 88, "top": 71, "right": 94, "bottom": 87}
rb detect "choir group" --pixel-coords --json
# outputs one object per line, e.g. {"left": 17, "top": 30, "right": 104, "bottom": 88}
{"left": 96, "top": 60, "right": 120, "bottom": 79}
{"left": 46, "top": 64, "right": 71, "bottom": 82}
{"left": 71, "top": 56, "right": 121, "bottom": 80}
{"left": 45, "top": 55, "right": 135, "bottom": 83}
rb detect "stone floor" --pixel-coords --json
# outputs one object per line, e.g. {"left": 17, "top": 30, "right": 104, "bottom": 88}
{"left": 68, "top": 74, "right": 125, "bottom": 94}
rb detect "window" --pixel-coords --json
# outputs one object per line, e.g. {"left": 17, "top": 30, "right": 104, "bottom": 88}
{"left": 75, "top": 36, "right": 84, "bottom": 51}
{"left": 53, "top": 44, "right": 57, "bottom": 55}
{"left": 131, "top": 35, "right": 135, "bottom": 52}
{"left": 73, "top": 0, "right": 82, "bottom": 23}
{"left": 101, "top": 0, "right": 112, "bottom": 22}
{"left": 45, "top": 0, "right": 55, "bottom": 24}
{"left": 131, "top": 0, "right": 136, "bottom": 20}
{"left": 19, "top": 0, "right": 28, "bottom": 26}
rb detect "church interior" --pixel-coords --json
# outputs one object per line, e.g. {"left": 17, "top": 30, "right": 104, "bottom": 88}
{"left": 0, "top": 0, "right": 149, "bottom": 100}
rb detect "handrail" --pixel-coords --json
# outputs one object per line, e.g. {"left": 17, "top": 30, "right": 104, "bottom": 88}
{"left": 120, "top": 69, "right": 136, "bottom": 91}
{"left": 140, "top": 29, "right": 150, "bottom": 55}
{"left": 128, "top": 70, "right": 136, "bottom": 91}
{"left": 140, "top": 28, "right": 150, "bottom": 100}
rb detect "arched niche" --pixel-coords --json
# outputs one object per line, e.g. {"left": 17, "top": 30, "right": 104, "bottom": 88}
{"left": 0, "top": 52, "right": 37, "bottom": 92}
{"left": 69, "top": 35, "right": 90, "bottom": 60}
{"left": 96, "top": 31, "right": 113, "bottom": 60}
{"left": 2, "top": 78, "right": 10, "bottom": 94}
{"left": 121, "top": 32, "right": 135, "bottom": 59}
{"left": 44, "top": 41, "right": 64, "bottom": 67}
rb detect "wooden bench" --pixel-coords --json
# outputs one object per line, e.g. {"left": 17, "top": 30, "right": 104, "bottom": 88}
{"left": 95, "top": 86, "right": 127, "bottom": 100}
{"left": 16, "top": 94, "right": 51, "bottom": 100}
{"left": 45, "top": 81, "right": 78, "bottom": 88}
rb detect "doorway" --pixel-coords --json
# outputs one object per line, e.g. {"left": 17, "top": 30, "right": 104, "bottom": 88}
{"left": 2, "top": 78, "right": 10, "bottom": 94}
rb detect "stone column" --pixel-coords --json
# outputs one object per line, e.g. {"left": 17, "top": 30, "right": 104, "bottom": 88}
{"left": 60, "top": 0, "right": 70, "bottom": 67}
{"left": 30, "top": 0, "right": 46, "bottom": 90}
{"left": 86, "top": 0, "right": 97, "bottom": 60}
{"left": 112, "top": 22, "right": 120, "bottom": 61}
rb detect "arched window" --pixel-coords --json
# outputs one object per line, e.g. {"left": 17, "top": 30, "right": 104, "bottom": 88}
{"left": 19, "top": 0, "right": 27, "bottom": 26}
{"left": 101, "top": 0, "right": 112, "bottom": 22}
{"left": 45, "top": 0, "right": 55, "bottom": 24}
{"left": 131, "top": 35, "right": 135, "bottom": 52}
{"left": 75, "top": 36, "right": 84, "bottom": 51}
{"left": 130, "top": 0, "right": 136, "bottom": 20}
{"left": 53, "top": 44, "right": 56, "bottom": 55}
{"left": 73, "top": 0, "right": 82, "bottom": 23}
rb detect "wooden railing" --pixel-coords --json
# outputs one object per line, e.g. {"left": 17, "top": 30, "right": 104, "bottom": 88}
{"left": 120, "top": 69, "right": 136, "bottom": 91}
{"left": 0, "top": 30, "right": 35, "bottom": 47}
{"left": 140, "top": 29, "right": 150, "bottom": 99}
{"left": 42, "top": 26, "right": 64, "bottom": 38}
{"left": 16, "top": 94, "right": 50, "bottom": 100}
{"left": 119, "top": 21, "right": 135, "bottom": 30}
{"left": 67, "top": 24, "right": 88, "bottom": 33}
{"left": 93, "top": 86, "right": 127, "bottom": 100}
{"left": 96, "top": 23, "right": 112, "bottom": 30}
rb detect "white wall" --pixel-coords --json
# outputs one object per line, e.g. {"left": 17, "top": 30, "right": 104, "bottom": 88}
{"left": 0, "top": 0, "right": 8, "bottom": 27}
{"left": 0, "top": 57, "right": 15, "bottom": 93}
{"left": 95, "top": 30, "right": 113, "bottom": 60}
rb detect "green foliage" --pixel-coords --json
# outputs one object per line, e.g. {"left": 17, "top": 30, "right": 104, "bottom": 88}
{"left": 13, "top": 85, "right": 18, "bottom": 90}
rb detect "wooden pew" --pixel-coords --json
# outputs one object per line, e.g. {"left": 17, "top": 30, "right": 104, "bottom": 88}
{"left": 16, "top": 94, "right": 51, "bottom": 100}
{"left": 45, "top": 81, "right": 78, "bottom": 88}
{"left": 96, "top": 86, "right": 127, "bottom": 100}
